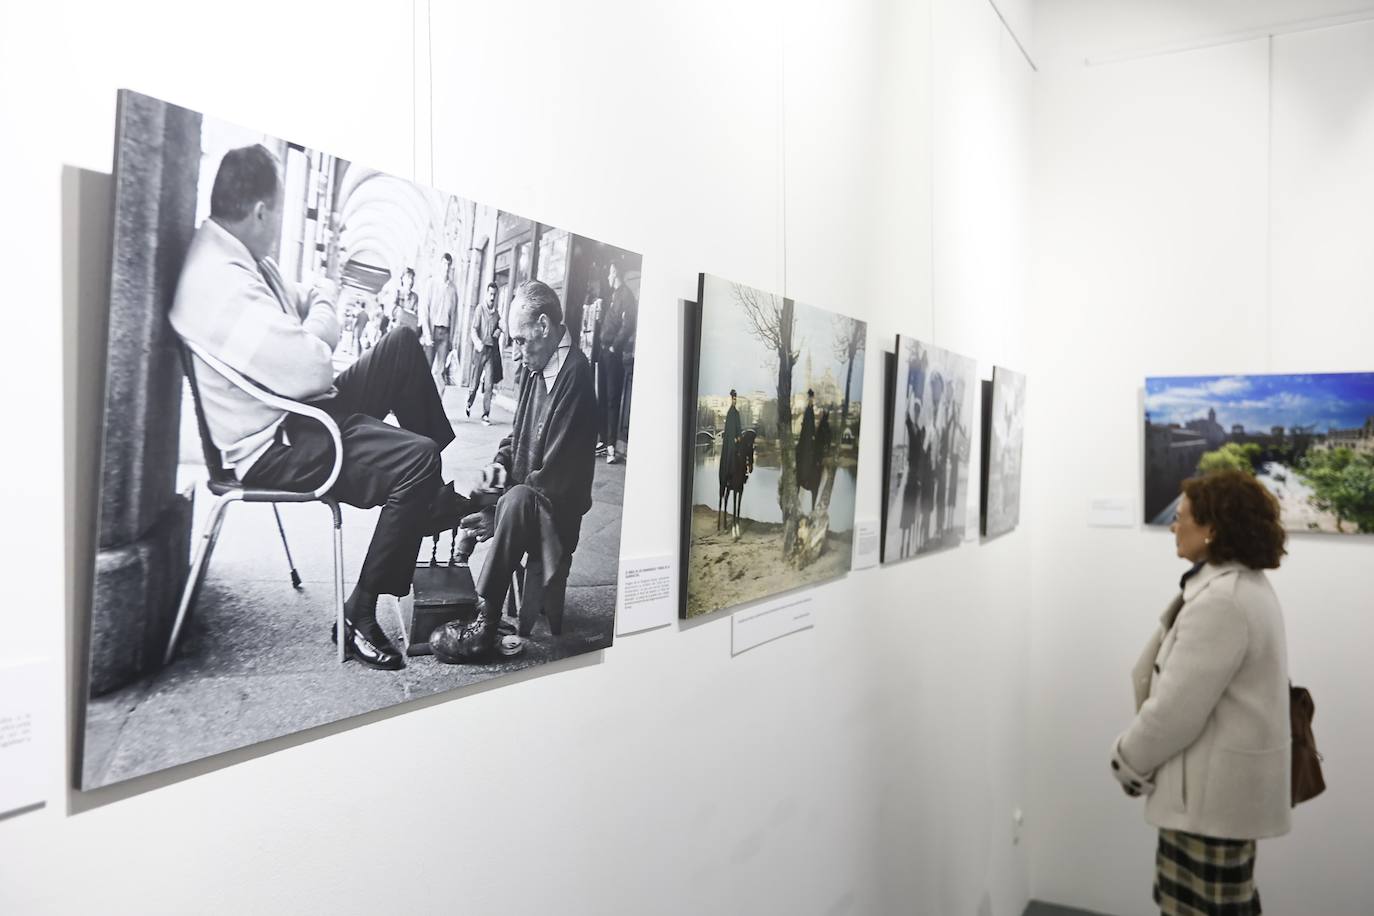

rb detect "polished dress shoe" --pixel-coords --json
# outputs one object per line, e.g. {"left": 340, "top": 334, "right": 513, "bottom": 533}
{"left": 331, "top": 616, "right": 405, "bottom": 670}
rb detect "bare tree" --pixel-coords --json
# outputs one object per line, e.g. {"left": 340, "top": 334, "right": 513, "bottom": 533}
{"left": 733, "top": 284, "right": 846, "bottom": 567}
{"left": 734, "top": 283, "right": 802, "bottom": 557}
{"left": 832, "top": 317, "right": 865, "bottom": 432}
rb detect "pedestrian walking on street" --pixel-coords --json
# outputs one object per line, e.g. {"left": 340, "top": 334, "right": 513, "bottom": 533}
{"left": 599, "top": 260, "right": 636, "bottom": 463}
{"left": 423, "top": 251, "right": 458, "bottom": 391}
{"left": 467, "top": 281, "right": 504, "bottom": 424}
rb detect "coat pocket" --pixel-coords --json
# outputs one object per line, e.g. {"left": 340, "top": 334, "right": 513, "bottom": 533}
{"left": 1157, "top": 751, "right": 1187, "bottom": 814}
{"left": 1203, "top": 744, "right": 1290, "bottom": 827}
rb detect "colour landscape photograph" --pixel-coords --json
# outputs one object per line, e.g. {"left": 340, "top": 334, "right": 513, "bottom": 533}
{"left": 1145, "top": 372, "right": 1374, "bottom": 534}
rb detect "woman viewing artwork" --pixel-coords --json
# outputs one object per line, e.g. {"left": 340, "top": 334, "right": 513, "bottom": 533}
{"left": 1111, "top": 469, "right": 1292, "bottom": 916}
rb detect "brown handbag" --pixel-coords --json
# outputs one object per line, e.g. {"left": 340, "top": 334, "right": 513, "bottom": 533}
{"left": 1290, "top": 682, "right": 1326, "bottom": 806}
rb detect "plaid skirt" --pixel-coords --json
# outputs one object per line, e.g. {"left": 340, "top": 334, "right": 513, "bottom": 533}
{"left": 1154, "top": 829, "right": 1261, "bottom": 915}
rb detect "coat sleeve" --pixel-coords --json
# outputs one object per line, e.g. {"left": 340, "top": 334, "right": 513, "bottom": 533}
{"left": 1131, "top": 625, "right": 1165, "bottom": 712}
{"left": 1116, "top": 595, "right": 1249, "bottom": 775}
{"left": 493, "top": 435, "right": 515, "bottom": 474}
{"left": 600, "top": 301, "right": 622, "bottom": 350}
{"left": 204, "top": 265, "right": 337, "bottom": 400}
{"left": 613, "top": 289, "right": 637, "bottom": 353}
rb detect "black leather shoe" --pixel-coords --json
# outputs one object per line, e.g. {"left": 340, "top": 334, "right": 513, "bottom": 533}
{"left": 331, "top": 616, "right": 405, "bottom": 670}
{"left": 430, "top": 600, "right": 501, "bottom": 663}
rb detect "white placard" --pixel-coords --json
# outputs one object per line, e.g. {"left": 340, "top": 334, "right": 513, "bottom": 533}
{"left": 0, "top": 659, "right": 47, "bottom": 817}
{"left": 852, "top": 519, "right": 880, "bottom": 570}
{"left": 616, "top": 554, "right": 677, "bottom": 635}
{"left": 731, "top": 594, "right": 815, "bottom": 655}
{"left": 1088, "top": 497, "right": 1137, "bottom": 528}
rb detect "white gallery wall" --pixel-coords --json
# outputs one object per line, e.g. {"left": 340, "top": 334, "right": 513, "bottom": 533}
{"left": 1026, "top": 3, "right": 1374, "bottom": 915}
{"left": 0, "top": 2, "right": 1036, "bottom": 915}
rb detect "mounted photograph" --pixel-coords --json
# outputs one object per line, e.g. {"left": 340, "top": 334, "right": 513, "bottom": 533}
{"left": 81, "top": 90, "right": 641, "bottom": 789}
{"left": 881, "top": 335, "right": 977, "bottom": 563}
{"left": 981, "top": 365, "right": 1026, "bottom": 539}
{"left": 681, "top": 274, "right": 867, "bottom": 618}
{"left": 1144, "top": 372, "right": 1374, "bottom": 533}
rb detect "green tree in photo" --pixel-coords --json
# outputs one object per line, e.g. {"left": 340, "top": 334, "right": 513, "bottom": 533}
{"left": 1299, "top": 447, "right": 1374, "bottom": 533}
{"left": 1198, "top": 442, "right": 1261, "bottom": 476}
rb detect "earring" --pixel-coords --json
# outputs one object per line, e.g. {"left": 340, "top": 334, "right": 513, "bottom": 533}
{"left": 1204, "top": 537, "right": 1211, "bottom": 544}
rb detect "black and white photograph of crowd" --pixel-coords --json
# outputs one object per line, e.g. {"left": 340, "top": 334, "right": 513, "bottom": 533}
{"left": 882, "top": 335, "right": 977, "bottom": 563}
{"left": 82, "top": 91, "right": 639, "bottom": 789}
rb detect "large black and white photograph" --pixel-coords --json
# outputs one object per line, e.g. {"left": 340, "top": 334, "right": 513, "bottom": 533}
{"left": 881, "top": 335, "right": 977, "bottom": 562}
{"left": 682, "top": 275, "right": 866, "bottom": 618}
{"left": 82, "top": 91, "right": 640, "bottom": 789}
{"left": 981, "top": 365, "right": 1026, "bottom": 538}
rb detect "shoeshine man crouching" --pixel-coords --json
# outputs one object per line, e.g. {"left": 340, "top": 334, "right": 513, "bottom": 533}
{"left": 430, "top": 279, "right": 598, "bottom": 663}
{"left": 169, "top": 144, "right": 457, "bottom": 672}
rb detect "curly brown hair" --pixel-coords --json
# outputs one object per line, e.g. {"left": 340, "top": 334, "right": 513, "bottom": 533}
{"left": 1182, "top": 470, "right": 1287, "bottom": 569}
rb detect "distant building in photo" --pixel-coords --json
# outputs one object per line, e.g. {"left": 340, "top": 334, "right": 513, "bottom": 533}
{"left": 1319, "top": 416, "right": 1374, "bottom": 456}
{"left": 1144, "top": 415, "right": 1208, "bottom": 521}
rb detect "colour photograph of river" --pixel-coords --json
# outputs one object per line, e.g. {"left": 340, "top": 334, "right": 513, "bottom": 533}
{"left": 692, "top": 449, "right": 857, "bottom": 532}
{"left": 683, "top": 275, "right": 868, "bottom": 618}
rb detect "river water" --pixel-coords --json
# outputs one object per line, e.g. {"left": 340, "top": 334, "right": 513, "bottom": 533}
{"left": 691, "top": 447, "right": 857, "bottom": 532}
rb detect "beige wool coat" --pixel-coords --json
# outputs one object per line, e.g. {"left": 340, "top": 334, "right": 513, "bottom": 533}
{"left": 1111, "top": 561, "right": 1292, "bottom": 840}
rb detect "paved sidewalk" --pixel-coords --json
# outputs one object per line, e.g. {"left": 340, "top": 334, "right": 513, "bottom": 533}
{"left": 83, "top": 380, "right": 624, "bottom": 789}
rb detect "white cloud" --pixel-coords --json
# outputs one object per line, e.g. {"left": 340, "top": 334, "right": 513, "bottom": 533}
{"left": 1205, "top": 377, "right": 1250, "bottom": 396}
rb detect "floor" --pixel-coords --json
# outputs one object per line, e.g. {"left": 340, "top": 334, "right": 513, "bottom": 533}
{"left": 1024, "top": 901, "right": 1117, "bottom": 916}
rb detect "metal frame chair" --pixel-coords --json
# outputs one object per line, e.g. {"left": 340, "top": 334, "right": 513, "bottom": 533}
{"left": 164, "top": 340, "right": 347, "bottom": 665}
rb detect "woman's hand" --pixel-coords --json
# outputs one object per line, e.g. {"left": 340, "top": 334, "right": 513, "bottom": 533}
{"left": 1110, "top": 738, "right": 1156, "bottom": 797}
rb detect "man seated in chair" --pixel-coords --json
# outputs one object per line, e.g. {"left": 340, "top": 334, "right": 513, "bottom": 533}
{"left": 429, "top": 279, "right": 598, "bottom": 663}
{"left": 169, "top": 143, "right": 456, "bottom": 671}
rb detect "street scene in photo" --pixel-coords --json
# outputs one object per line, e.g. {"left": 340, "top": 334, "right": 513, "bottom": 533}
{"left": 683, "top": 275, "right": 866, "bottom": 619}
{"left": 83, "top": 91, "right": 640, "bottom": 789}
{"left": 1144, "top": 372, "right": 1374, "bottom": 534}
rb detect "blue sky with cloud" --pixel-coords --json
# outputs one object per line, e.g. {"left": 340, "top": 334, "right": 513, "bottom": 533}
{"left": 1145, "top": 373, "right": 1374, "bottom": 432}
{"left": 697, "top": 274, "right": 866, "bottom": 401}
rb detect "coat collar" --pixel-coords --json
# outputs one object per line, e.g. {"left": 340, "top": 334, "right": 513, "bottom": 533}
{"left": 1158, "top": 594, "right": 1184, "bottom": 629}
{"left": 1182, "top": 560, "right": 1243, "bottom": 603}
{"left": 1158, "top": 561, "right": 1243, "bottom": 628}
{"left": 201, "top": 217, "right": 257, "bottom": 267}
{"left": 540, "top": 326, "right": 571, "bottom": 386}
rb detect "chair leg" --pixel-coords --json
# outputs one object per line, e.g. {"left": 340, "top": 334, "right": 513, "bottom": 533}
{"left": 272, "top": 504, "right": 302, "bottom": 589}
{"left": 505, "top": 566, "right": 522, "bottom": 619}
{"left": 164, "top": 496, "right": 234, "bottom": 665}
{"left": 328, "top": 500, "right": 346, "bottom": 665}
{"left": 518, "top": 556, "right": 545, "bottom": 638}
{"left": 545, "top": 569, "right": 568, "bottom": 637}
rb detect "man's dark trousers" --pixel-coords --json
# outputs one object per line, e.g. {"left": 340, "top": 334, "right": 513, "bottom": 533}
{"left": 242, "top": 326, "right": 455, "bottom": 597}
{"left": 475, "top": 484, "right": 581, "bottom": 610}
{"left": 466, "top": 345, "right": 497, "bottom": 417}
{"left": 602, "top": 351, "right": 623, "bottom": 450}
